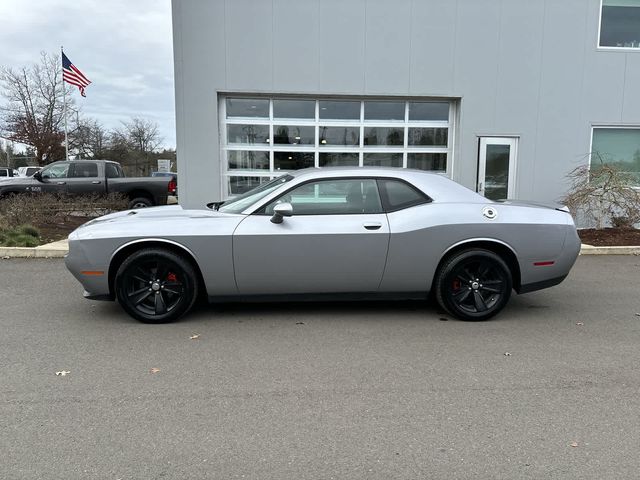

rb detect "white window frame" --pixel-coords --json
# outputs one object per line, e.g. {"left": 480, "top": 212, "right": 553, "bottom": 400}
{"left": 219, "top": 95, "right": 457, "bottom": 198}
{"left": 589, "top": 124, "right": 640, "bottom": 187}
{"left": 597, "top": 0, "right": 640, "bottom": 51}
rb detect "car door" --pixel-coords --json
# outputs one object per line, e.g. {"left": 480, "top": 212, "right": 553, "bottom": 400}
{"left": 65, "top": 162, "right": 106, "bottom": 195}
{"left": 34, "top": 162, "right": 70, "bottom": 194}
{"left": 232, "top": 178, "right": 390, "bottom": 295}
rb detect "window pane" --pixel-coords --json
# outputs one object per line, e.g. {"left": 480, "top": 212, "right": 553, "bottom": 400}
{"left": 363, "top": 153, "right": 403, "bottom": 167}
{"left": 407, "top": 153, "right": 447, "bottom": 172}
{"left": 70, "top": 162, "right": 98, "bottom": 178}
{"left": 600, "top": 1, "right": 640, "bottom": 47}
{"left": 408, "top": 127, "right": 448, "bottom": 146}
{"left": 274, "top": 151, "right": 314, "bottom": 170}
{"left": 364, "top": 101, "right": 404, "bottom": 120}
{"left": 273, "top": 99, "right": 315, "bottom": 119}
{"left": 228, "top": 151, "right": 270, "bottom": 170}
{"left": 319, "top": 126, "right": 359, "bottom": 146}
{"left": 319, "top": 100, "right": 360, "bottom": 120}
{"left": 364, "top": 127, "right": 404, "bottom": 146}
{"left": 105, "top": 163, "right": 121, "bottom": 178}
{"left": 228, "top": 176, "right": 270, "bottom": 195}
{"left": 592, "top": 128, "right": 640, "bottom": 184}
{"left": 408, "top": 102, "right": 449, "bottom": 121}
{"left": 267, "top": 179, "right": 382, "bottom": 215}
{"left": 379, "top": 179, "right": 428, "bottom": 211}
{"left": 41, "top": 163, "right": 69, "bottom": 178}
{"left": 273, "top": 125, "right": 314, "bottom": 145}
{"left": 226, "top": 98, "right": 269, "bottom": 118}
{"left": 319, "top": 152, "right": 359, "bottom": 167}
{"left": 227, "top": 124, "right": 270, "bottom": 145}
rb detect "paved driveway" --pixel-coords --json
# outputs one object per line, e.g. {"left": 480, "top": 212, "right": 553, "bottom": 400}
{"left": 1, "top": 256, "right": 639, "bottom": 479}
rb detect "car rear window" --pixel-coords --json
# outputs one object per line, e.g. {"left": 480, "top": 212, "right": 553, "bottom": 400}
{"left": 378, "top": 179, "right": 430, "bottom": 212}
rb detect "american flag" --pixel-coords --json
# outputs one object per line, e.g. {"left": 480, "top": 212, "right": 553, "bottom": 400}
{"left": 62, "top": 52, "right": 91, "bottom": 97}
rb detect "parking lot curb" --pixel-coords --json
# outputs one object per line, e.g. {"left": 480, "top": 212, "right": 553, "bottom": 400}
{"left": 0, "top": 239, "right": 69, "bottom": 259}
{"left": 579, "top": 244, "right": 640, "bottom": 255}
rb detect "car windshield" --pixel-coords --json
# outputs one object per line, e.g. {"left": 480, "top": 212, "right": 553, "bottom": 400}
{"left": 218, "top": 175, "right": 294, "bottom": 214}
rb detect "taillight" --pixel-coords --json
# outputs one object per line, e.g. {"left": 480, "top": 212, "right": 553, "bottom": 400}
{"left": 168, "top": 179, "right": 177, "bottom": 195}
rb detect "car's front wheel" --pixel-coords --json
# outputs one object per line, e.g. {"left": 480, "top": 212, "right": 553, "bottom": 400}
{"left": 435, "top": 249, "right": 512, "bottom": 321}
{"left": 115, "top": 248, "right": 199, "bottom": 323}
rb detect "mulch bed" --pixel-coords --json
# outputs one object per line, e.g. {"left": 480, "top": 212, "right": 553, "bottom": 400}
{"left": 578, "top": 228, "right": 640, "bottom": 246}
{"left": 36, "top": 216, "right": 89, "bottom": 244}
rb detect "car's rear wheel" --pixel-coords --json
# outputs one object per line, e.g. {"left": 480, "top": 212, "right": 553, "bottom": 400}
{"left": 435, "top": 249, "right": 512, "bottom": 321}
{"left": 115, "top": 248, "right": 198, "bottom": 323}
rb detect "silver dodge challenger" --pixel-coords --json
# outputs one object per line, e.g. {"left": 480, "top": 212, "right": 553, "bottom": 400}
{"left": 65, "top": 168, "right": 581, "bottom": 323}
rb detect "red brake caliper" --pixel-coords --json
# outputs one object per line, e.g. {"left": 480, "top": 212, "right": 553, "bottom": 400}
{"left": 167, "top": 273, "right": 177, "bottom": 282}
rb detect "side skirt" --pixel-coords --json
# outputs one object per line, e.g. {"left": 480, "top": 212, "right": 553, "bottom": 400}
{"left": 208, "top": 291, "right": 429, "bottom": 304}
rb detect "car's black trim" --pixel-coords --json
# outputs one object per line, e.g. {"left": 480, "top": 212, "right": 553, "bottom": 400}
{"left": 83, "top": 290, "right": 114, "bottom": 301}
{"left": 517, "top": 275, "right": 567, "bottom": 294}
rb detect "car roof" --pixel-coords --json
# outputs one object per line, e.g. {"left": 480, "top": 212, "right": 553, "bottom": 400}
{"left": 286, "top": 167, "right": 485, "bottom": 203}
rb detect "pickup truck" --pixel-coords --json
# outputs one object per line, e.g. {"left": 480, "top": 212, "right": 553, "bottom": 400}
{"left": 0, "top": 160, "right": 176, "bottom": 209}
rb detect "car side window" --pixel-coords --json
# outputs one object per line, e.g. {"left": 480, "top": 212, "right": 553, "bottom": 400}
{"left": 378, "top": 179, "right": 430, "bottom": 212}
{"left": 69, "top": 162, "right": 98, "bottom": 178}
{"left": 105, "top": 163, "right": 121, "bottom": 178}
{"left": 264, "top": 178, "right": 383, "bottom": 215}
{"left": 41, "top": 163, "right": 70, "bottom": 179}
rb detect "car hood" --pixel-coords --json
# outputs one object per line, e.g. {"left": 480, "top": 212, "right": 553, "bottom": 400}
{"left": 78, "top": 205, "right": 240, "bottom": 228}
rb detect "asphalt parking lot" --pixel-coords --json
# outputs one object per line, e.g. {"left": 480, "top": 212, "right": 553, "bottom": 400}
{"left": 1, "top": 256, "right": 639, "bottom": 479}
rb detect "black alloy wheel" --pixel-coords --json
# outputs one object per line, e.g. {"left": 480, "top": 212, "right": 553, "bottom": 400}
{"left": 435, "top": 249, "right": 512, "bottom": 321}
{"left": 115, "top": 248, "right": 198, "bottom": 323}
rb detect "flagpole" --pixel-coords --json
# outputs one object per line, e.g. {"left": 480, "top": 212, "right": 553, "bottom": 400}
{"left": 61, "top": 46, "right": 69, "bottom": 161}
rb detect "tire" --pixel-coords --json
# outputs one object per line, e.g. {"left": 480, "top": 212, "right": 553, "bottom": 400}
{"left": 129, "top": 197, "right": 153, "bottom": 209}
{"left": 115, "top": 248, "right": 199, "bottom": 323}
{"left": 435, "top": 249, "right": 512, "bottom": 321}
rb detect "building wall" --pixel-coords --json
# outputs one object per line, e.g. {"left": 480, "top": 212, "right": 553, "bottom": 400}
{"left": 172, "top": 0, "right": 640, "bottom": 209}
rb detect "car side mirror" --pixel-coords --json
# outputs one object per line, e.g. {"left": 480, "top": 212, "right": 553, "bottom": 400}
{"left": 270, "top": 202, "right": 293, "bottom": 224}
{"left": 33, "top": 171, "right": 43, "bottom": 182}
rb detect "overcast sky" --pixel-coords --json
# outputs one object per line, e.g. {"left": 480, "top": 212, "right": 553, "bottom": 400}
{"left": 0, "top": 0, "right": 176, "bottom": 148}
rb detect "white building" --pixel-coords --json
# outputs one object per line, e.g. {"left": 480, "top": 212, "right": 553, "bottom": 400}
{"left": 172, "top": 0, "right": 640, "bottom": 208}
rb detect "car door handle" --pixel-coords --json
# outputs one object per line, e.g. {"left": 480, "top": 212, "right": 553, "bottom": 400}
{"left": 56, "top": 181, "right": 66, "bottom": 185}
{"left": 363, "top": 222, "right": 382, "bottom": 230}
{"left": 92, "top": 180, "right": 101, "bottom": 184}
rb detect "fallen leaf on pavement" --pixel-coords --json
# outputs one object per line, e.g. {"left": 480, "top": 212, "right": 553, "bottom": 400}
{"left": 504, "top": 352, "right": 512, "bottom": 356}
{"left": 576, "top": 322, "right": 584, "bottom": 326}
{"left": 190, "top": 334, "right": 200, "bottom": 340}
{"left": 150, "top": 368, "right": 161, "bottom": 374}
{"left": 55, "top": 371, "right": 70, "bottom": 376}
{"left": 570, "top": 442, "right": 578, "bottom": 447}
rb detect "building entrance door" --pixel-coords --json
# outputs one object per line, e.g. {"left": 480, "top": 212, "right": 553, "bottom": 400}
{"left": 477, "top": 137, "right": 518, "bottom": 200}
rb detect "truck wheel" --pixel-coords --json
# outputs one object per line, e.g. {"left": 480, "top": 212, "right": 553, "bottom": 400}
{"left": 129, "top": 197, "right": 153, "bottom": 209}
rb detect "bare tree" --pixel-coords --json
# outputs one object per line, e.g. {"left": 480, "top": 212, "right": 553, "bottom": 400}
{"left": 563, "top": 155, "right": 640, "bottom": 229}
{"left": 69, "top": 117, "right": 108, "bottom": 159}
{"left": 112, "top": 117, "right": 163, "bottom": 175}
{"left": 117, "top": 117, "right": 162, "bottom": 153}
{"left": 0, "top": 52, "right": 76, "bottom": 165}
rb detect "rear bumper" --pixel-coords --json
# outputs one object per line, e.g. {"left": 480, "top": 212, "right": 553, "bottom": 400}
{"left": 518, "top": 274, "right": 568, "bottom": 294}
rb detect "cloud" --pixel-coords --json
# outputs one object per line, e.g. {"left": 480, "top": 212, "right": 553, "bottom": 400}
{"left": 0, "top": 0, "right": 176, "bottom": 147}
